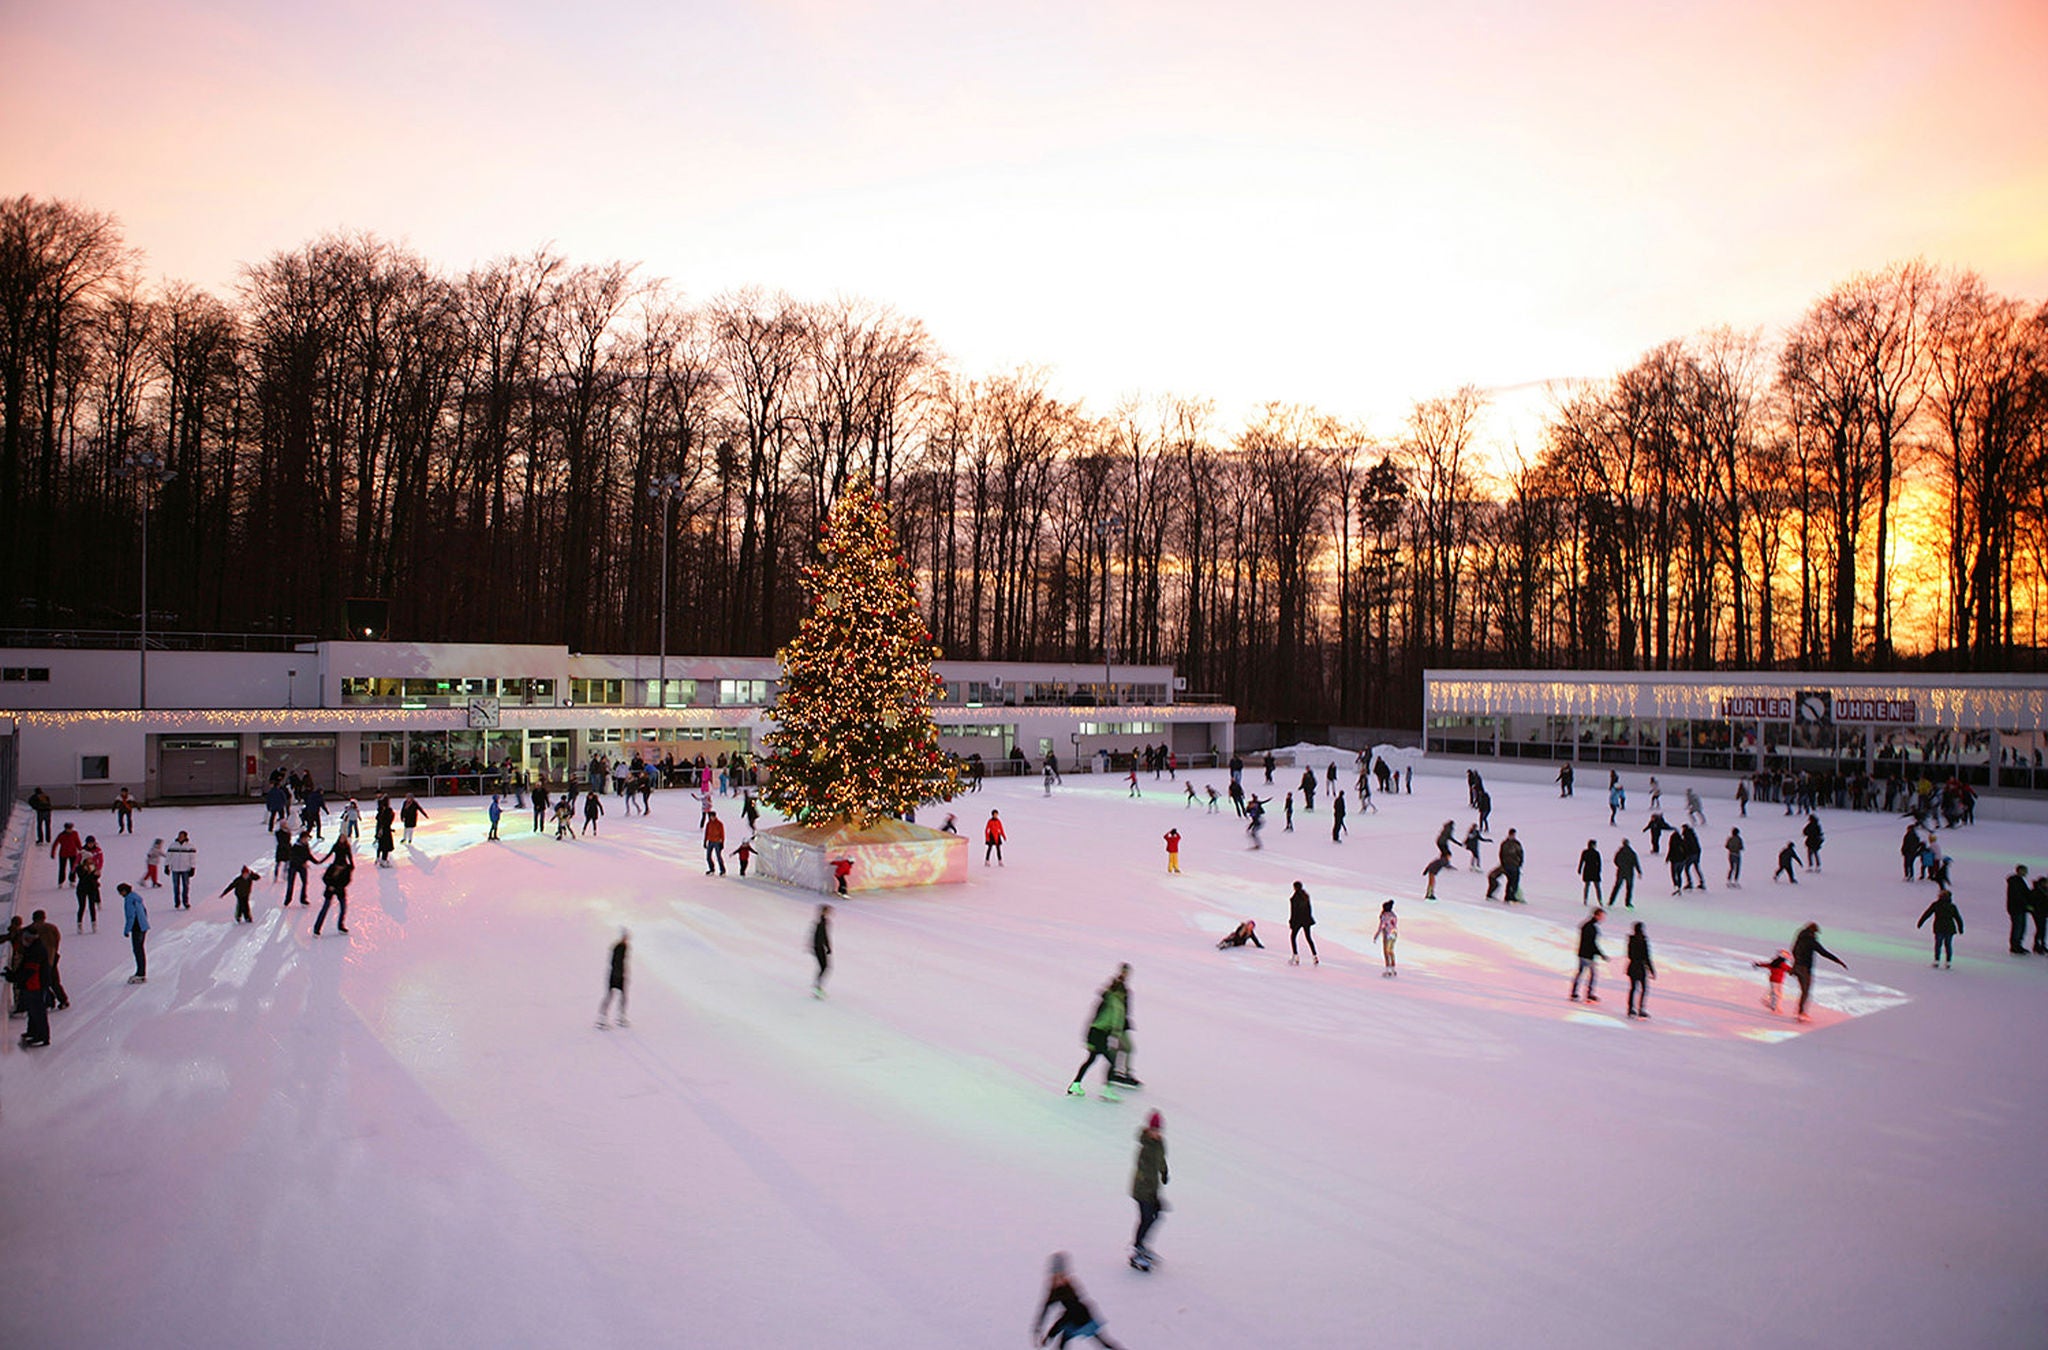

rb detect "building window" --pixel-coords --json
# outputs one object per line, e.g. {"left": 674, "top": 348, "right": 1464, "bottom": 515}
{"left": 718, "top": 679, "right": 770, "bottom": 706}
{"left": 79, "top": 755, "right": 110, "bottom": 781}
{"left": 571, "top": 679, "right": 625, "bottom": 706}
{"left": 644, "top": 678, "right": 698, "bottom": 707}
{"left": 2, "top": 667, "right": 50, "bottom": 682}
{"left": 361, "top": 732, "right": 406, "bottom": 768}
{"left": 1077, "top": 721, "right": 1165, "bottom": 737}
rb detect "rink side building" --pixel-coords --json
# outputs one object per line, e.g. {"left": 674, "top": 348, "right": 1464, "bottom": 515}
{"left": 1423, "top": 668, "right": 2048, "bottom": 794}
{"left": 1, "top": 640, "right": 1234, "bottom": 806}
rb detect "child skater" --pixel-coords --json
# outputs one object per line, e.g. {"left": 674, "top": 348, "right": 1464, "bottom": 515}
{"left": 1375, "top": 900, "right": 1399, "bottom": 976}
{"left": 143, "top": 838, "right": 165, "bottom": 888}
{"left": 1754, "top": 948, "right": 1793, "bottom": 1013}
{"left": 1035, "top": 1253, "right": 1126, "bottom": 1348}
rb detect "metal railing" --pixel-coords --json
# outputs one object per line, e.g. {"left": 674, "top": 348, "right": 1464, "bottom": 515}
{"left": 0, "top": 628, "right": 316, "bottom": 652}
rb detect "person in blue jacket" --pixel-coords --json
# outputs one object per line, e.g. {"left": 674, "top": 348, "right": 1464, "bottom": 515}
{"left": 120, "top": 882, "right": 149, "bottom": 984}
{"left": 486, "top": 795, "right": 503, "bottom": 841}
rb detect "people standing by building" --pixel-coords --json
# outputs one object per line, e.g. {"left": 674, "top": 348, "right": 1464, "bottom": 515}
{"left": 1790, "top": 922, "right": 1847, "bottom": 1021}
{"left": 28, "top": 786, "right": 52, "bottom": 844}
{"left": 222, "top": 866, "right": 260, "bottom": 924}
{"left": 1375, "top": 900, "right": 1399, "bottom": 976}
{"left": 1917, "top": 889, "right": 1962, "bottom": 968}
{"left": 1570, "top": 908, "right": 1606, "bottom": 1003}
{"left": 984, "top": 809, "right": 1006, "bottom": 866}
{"left": 120, "top": 882, "right": 149, "bottom": 983}
{"left": 1129, "top": 1111, "right": 1169, "bottom": 1270}
{"left": 1287, "top": 881, "right": 1318, "bottom": 965}
{"left": 598, "top": 929, "right": 629, "bottom": 1028}
{"left": 1625, "top": 922, "right": 1654, "bottom": 1019}
{"left": 811, "top": 904, "right": 833, "bottom": 997}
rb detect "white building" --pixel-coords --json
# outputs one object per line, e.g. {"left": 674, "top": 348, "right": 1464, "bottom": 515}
{"left": 1423, "top": 668, "right": 2048, "bottom": 793}
{"left": 0, "top": 641, "right": 1233, "bottom": 805}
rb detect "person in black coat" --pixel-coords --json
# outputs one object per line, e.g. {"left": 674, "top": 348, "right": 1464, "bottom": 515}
{"left": 2031, "top": 876, "right": 2048, "bottom": 955}
{"left": 1577, "top": 841, "right": 1603, "bottom": 905}
{"left": 1570, "top": 908, "right": 1607, "bottom": 1002}
{"left": 1917, "top": 889, "right": 1962, "bottom": 968}
{"left": 598, "top": 929, "right": 629, "bottom": 1027}
{"left": 1287, "top": 882, "right": 1317, "bottom": 965}
{"left": 1790, "top": 922, "right": 1847, "bottom": 1021}
{"left": 1216, "top": 920, "right": 1264, "bottom": 950}
{"left": 811, "top": 904, "right": 833, "bottom": 998}
{"left": 1625, "top": 922, "right": 1655, "bottom": 1019}
{"left": 1035, "top": 1252, "right": 1125, "bottom": 1348}
{"left": 2005, "top": 866, "right": 2032, "bottom": 955}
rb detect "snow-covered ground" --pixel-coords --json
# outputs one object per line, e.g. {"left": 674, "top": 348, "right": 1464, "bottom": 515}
{"left": 3, "top": 759, "right": 2044, "bottom": 1349}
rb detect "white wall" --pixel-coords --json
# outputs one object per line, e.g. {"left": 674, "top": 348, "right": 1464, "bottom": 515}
{"left": 4, "top": 648, "right": 307, "bottom": 710}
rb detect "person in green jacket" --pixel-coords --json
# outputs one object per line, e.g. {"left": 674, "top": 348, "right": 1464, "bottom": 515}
{"left": 1129, "top": 1110, "right": 1170, "bottom": 1270}
{"left": 1066, "top": 965, "right": 1130, "bottom": 1100}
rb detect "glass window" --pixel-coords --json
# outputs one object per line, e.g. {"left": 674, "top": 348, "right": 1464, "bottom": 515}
{"left": 718, "top": 679, "right": 770, "bottom": 706}
{"left": 643, "top": 678, "right": 698, "bottom": 707}
{"left": 361, "top": 731, "right": 406, "bottom": 768}
{"left": 79, "top": 755, "right": 110, "bottom": 781}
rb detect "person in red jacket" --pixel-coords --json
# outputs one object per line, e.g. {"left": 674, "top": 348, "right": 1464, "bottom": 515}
{"left": 1162, "top": 829, "right": 1181, "bottom": 874}
{"left": 703, "top": 812, "right": 727, "bottom": 875}
{"left": 51, "top": 823, "right": 82, "bottom": 886}
{"left": 830, "top": 857, "right": 853, "bottom": 895}
{"left": 984, "top": 809, "right": 1006, "bottom": 866}
{"left": 734, "top": 839, "right": 755, "bottom": 877}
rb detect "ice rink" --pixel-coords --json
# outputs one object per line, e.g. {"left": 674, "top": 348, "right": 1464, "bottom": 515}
{"left": 3, "top": 757, "right": 2044, "bottom": 1349}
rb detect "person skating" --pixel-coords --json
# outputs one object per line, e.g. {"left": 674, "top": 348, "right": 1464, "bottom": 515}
{"left": 284, "top": 831, "right": 316, "bottom": 905}
{"left": 1608, "top": 838, "right": 1642, "bottom": 908}
{"left": 12, "top": 926, "right": 52, "bottom": 1048}
{"left": 486, "top": 795, "right": 502, "bottom": 841}
{"left": 1726, "top": 828, "right": 1744, "bottom": 886}
{"left": 1245, "top": 794, "right": 1266, "bottom": 849}
{"left": 1557, "top": 764, "right": 1574, "bottom": 798}
{"left": 1287, "top": 881, "right": 1318, "bottom": 965}
{"left": 1485, "top": 829, "right": 1524, "bottom": 903}
{"left": 1126, "top": 765, "right": 1141, "bottom": 798}
{"left": 271, "top": 824, "right": 293, "bottom": 880}
{"left": 531, "top": 784, "right": 550, "bottom": 834}
{"left": 1608, "top": 780, "right": 1625, "bottom": 826}
{"left": 167, "top": 830, "right": 197, "bottom": 909}
{"left": 704, "top": 811, "right": 727, "bottom": 874}
{"left": 400, "top": 793, "right": 429, "bottom": 843}
{"left": 1204, "top": 785, "right": 1220, "bottom": 814}
{"left": 28, "top": 786, "right": 52, "bottom": 844}
{"left": 1790, "top": 922, "right": 1846, "bottom": 1021}
{"left": 1129, "top": 1111, "right": 1169, "bottom": 1270}
{"left": 984, "top": 809, "right": 1006, "bottom": 866}
{"left": 1162, "top": 828, "right": 1181, "bottom": 874}
{"left": 1182, "top": 782, "right": 1198, "bottom": 809}
{"left": 1299, "top": 767, "right": 1316, "bottom": 812}
{"left": 1577, "top": 839, "right": 1603, "bottom": 905}
{"left": 1216, "top": 920, "right": 1263, "bottom": 950}
{"left": 741, "top": 791, "right": 760, "bottom": 831}
{"left": 1802, "top": 814, "right": 1825, "bottom": 870}
{"left": 1772, "top": 842, "right": 1800, "bottom": 884}
{"left": 2004, "top": 865, "right": 2031, "bottom": 954}
{"left": 143, "top": 837, "right": 165, "bottom": 888}
{"left": 598, "top": 929, "right": 630, "bottom": 1027}
{"left": 1067, "top": 965, "right": 1130, "bottom": 1099}
{"left": 1735, "top": 779, "right": 1750, "bottom": 816}
{"left": 1643, "top": 811, "right": 1672, "bottom": 857}
{"left": 112, "top": 786, "right": 139, "bottom": 835}
{"left": 1330, "top": 789, "right": 1346, "bottom": 843}
{"left": 24, "top": 908, "right": 67, "bottom": 1011}
{"left": 1434, "top": 819, "right": 1456, "bottom": 862}
{"left": 51, "top": 821, "right": 82, "bottom": 887}
{"left": 804, "top": 902, "right": 834, "bottom": 999}
{"left": 1900, "top": 824, "right": 1922, "bottom": 881}
{"left": 1754, "top": 948, "right": 1793, "bottom": 1012}
{"left": 830, "top": 857, "right": 853, "bottom": 895}
{"left": 1570, "top": 907, "right": 1607, "bottom": 1001}
{"left": 2029, "top": 875, "right": 2048, "bottom": 954}
{"left": 1035, "top": 1253, "right": 1126, "bottom": 1349}
{"left": 312, "top": 846, "right": 354, "bottom": 935}
{"left": 734, "top": 839, "right": 755, "bottom": 877}
{"left": 1462, "top": 823, "right": 1487, "bottom": 871}
{"left": 340, "top": 796, "right": 362, "bottom": 841}
{"left": 1917, "top": 889, "right": 1963, "bottom": 968}
{"left": 581, "top": 790, "right": 604, "bottom": 836}
{"left": 1684, "top": 787, "right": 1706, "bottom": 825}
{"left": 1422, "top": 852, "right": 1452, "bottom": 900}
{"left": 1625, "top": 921, "right": 1654, "bottom": 1018}
{"left": 75, "top": 837, "right": 104, "bottom": 931}
{"left": 120, "top": 882, "right": 149, "bottom": 983}
{"left": 222, "top": 866, "right": 260, "bottom": 923}
{"left": 1474, "top": 786, "right": 1492, "bottom": 833}
{"left": 1375, "top": 900, "right": 1399, "bottom": 976}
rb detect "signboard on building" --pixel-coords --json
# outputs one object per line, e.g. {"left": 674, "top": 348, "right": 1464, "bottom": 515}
{"left": 1718, "top": 691, "right": 1917, "bottom": 724}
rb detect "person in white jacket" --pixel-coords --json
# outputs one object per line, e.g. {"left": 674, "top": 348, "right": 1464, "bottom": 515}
{"left": 166, "top": 831, "right": 198, "bottom": 909}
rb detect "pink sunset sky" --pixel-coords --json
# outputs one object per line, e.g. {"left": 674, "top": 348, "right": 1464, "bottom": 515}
{"left": 5, "top": 0, "right": 2046, "bottom": 441}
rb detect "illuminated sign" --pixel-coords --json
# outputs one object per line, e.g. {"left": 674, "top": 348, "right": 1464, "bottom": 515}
{"left": 1719, "top": 693, "right": 1917, "bottom": 723}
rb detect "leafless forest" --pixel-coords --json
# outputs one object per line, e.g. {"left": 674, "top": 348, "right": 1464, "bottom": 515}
{"left": 3, "top": 196, "right": 2044, "bottom": 722}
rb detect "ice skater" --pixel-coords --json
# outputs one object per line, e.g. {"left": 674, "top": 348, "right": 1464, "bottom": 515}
{"left": 1577, "top": 839, "right": 1603, "bottom": 905}
{"left": 1685, "top": 787, "right": 1706, "bottom": 824}
{"left": 1463, "top": 824, "right": 1488, "bottom": 870}
{"left": 313, "top": 845, "right": 354, "bottom": 936}
{"left": 1790, "top": 922, "right": 1847, "bottom": 1021}
{"left": 984, "top": 809, "right": 1006, "bottom": 865}
{"left": 143, "top": 838, "right": 164, "bottom": 888}
{"left": 486, "top": 795, "right": 502, "bottom": 841}
{"left": 1725, "top": 828, "right": 1744, "bottom": 886}
{"left": 1129, "top": 1110, "right": 1169, "bottom": 1270}
{"left": 1609, "top": 838, "right": 1642, "bottom": 908}
{"left": 1802, "top": 814, "right": 1825, "bottom": 870}
{"left": 1216, "top": 920, "right": 1263, "bottom": 950}
{"left": 1754, "top": 948, "right": 1792, "bottom": 1012}
{"left": 400, "top": 793, "right": 428, "bottom": 843}
{"left": 1035, "top": 1253, "right": 1125, "bottom": 1348}
{"left": 1917, "top": 889, "right": 1962, "bottom": 968}
{"left": 1773, "top": 842, "right": 1800, "bottom": 884}
{"left": 830, "top": 857, "right": 853, "bottom": 894}
{"left": 582, "top": 790, "right": 604, "bottom": 836}
{"left": 1422, "top": 852, "right": 1452, "bottom": 900}
{"left": 1162, "top": 828, "right": 1181, "bottom": 874}
{"left": 1570, "top": 907, "right": 1606, "bottom": 1003}
{"left": 1625, "top": 922, "right": 1654, "bottom": 1019}
{"left": 704, "top": 811, "right": 727, "bottom": 874}
{"left": 222, "top": 865, "right": 259, "bottom": 923}
{"left": 1067, "top": 965, "right": 1130, "bottom": 1099}
{"left": 597, "top": 929, "right": 629, "bottom": 1028}
{"left": 1287, "top": 881, "right": 1318, "bottom": 965}
{"left": 1375, "top": 900, "right": 1399, "bottom": 975}
{"left": 119, "top": 882, "right": 149, "bottom": 983}
{"left": 811, "top": 903, "right": 833, "bottom": 996}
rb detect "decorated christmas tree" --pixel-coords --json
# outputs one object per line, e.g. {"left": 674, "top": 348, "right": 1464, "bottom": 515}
{"left": 763, "top": 477, "right": 958, "bottom": 826}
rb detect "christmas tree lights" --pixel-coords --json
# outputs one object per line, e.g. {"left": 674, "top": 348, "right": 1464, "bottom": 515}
{"left": 763, "top": 477, "right": 959, "bottom": 826}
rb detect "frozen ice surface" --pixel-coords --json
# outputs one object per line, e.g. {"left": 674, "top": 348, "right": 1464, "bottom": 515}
{"left": 3, "top": 761, "right": 2043, "bottom": 1348}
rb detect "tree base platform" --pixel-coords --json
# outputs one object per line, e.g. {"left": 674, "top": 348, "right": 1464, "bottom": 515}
{"left": 752, "top": 819, "right": 969, "bottom": 893}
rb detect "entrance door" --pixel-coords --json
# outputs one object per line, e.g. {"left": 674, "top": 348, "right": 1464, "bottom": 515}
{"left": 260, "top": 735, "right": 338, "bottom": 789}
{"left": 158, "top": 736, "right": 243, "bottom": 797}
